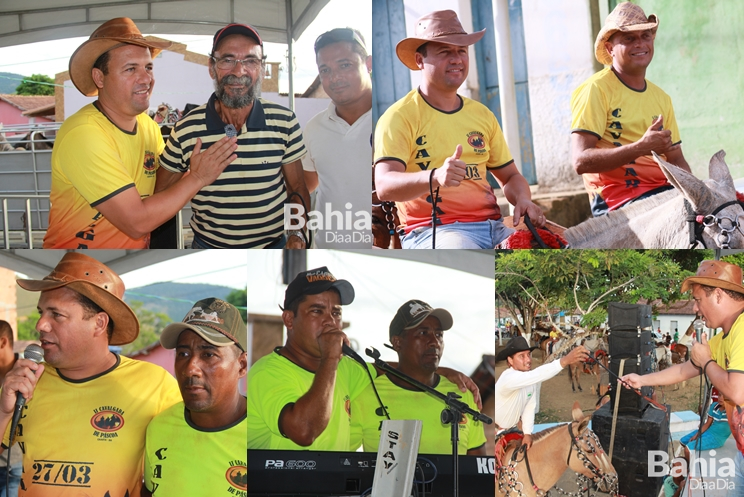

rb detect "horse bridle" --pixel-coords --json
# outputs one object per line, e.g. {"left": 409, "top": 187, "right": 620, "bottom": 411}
{"left": 686, "top": 199, "right": 744, "bottom": 249}
{"left": 497, "top": 423, "right": 618, "bottom": 497}
{"left": 565, "top": 423, "right": 619, "bottom": 497}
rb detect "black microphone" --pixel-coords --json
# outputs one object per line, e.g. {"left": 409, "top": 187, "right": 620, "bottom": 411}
{"left": 342, "top": 344, "right": 366, "bottom": 367}
{"left": 10, "top": 344, "right": 44, "bottom": 443}
{"left": 693, "top": 319, "right": 705, "bottom": 342}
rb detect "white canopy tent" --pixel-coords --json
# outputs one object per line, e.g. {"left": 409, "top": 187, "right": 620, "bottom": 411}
{"left": 0, "top": 0, "right": 331, "bottom": 107}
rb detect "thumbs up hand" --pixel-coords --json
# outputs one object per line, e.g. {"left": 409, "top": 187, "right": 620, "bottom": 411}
{"left": 640, "top": 114, "right": 672, "bottom": 154}
{"left": 434, "top": 145, "right": 467, "bottom": 188}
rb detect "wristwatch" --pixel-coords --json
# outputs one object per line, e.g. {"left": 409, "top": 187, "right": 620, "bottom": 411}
{"left": 286, "top": 230, "right": 306, "bottom": 245}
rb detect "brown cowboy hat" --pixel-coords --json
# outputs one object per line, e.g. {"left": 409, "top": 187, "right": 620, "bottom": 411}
{"left": 69, "top": 17, "right": 172, "bottom": 97}
{"left": 396, "top": 10, "right": 485, "bottom": 71}
{"left": 595, "top": 2, "right": 658, "bottom": 66}
{"left": 17, "top": 252, "right": 139, "bottom": 345}
{"left": 681, "top": 260, "right": 744, "bottom": 295}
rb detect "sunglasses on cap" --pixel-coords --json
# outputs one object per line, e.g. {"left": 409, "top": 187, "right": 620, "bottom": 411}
{"left": 314, "top": 28, "right": 366, "bottom": 54}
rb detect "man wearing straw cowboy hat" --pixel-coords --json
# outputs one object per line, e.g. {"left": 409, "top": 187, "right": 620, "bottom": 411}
{"left": 622, "top": 260, "right": 744, "bottom": 493}
{"left": 495, "top": 336, "right": 588, "bottom": 449}
{"left": 0, "top": 252, "right": 181, "bottom": 495}
{"left": 570, "top": 2, "right": 691, "bottom": 217}
{"left": 143, "top": 298, "right": 247, "bottom": 495}
{"left": 44, "top": 17, "right": 238, "bottom": 249}
{"left": 374, "top": 10, "right": 544, "bottom": 249}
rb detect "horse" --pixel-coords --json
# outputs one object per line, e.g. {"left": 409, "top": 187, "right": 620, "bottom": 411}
{"left": 564, "top": 150, "right": 744, "bottom": 248}
{"left": 671, "top": 343, "right": 688, "bottom": 365}
{"left": 569, "top": 349, "right": 608, "bottom": 395}
{"left": 496, "top": 402, "right": 618, "bottom": 496}
{"left": 655, "top": 344, "right": 672, "bottom": 370}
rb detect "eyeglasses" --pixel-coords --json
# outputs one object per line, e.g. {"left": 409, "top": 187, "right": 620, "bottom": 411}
{"left": 211, "top": 56, "right": 264, "bottom": 70}
{"left": 314, "top": 27, "right": 366, "bottom": 54}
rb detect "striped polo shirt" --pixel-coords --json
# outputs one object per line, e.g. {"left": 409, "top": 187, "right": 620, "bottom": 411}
{"left": 160, "top": 94, "right": 306, "bottom": 248}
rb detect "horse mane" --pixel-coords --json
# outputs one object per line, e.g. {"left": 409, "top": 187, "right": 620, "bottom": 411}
{"left": 531, "top": 422, "right": 568, "bottom": 444}
{"left": 565, "top": 189, "right": 679, "bottom": 243}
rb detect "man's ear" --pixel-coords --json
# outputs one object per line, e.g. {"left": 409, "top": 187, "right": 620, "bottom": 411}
{"left": 390, "top": 335, "right": 401, "bottom": 351}
{"left": 92, "top": 68, "right": 105, "bottom": 90}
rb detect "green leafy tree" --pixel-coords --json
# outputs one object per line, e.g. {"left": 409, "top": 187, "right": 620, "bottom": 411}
{"left": 15, "top": 74, "right": 55, "bottom": 96}
{"left": 495, "top": 250, "right": 692, "bottom": 342}
{"left": 122, "top": 301, "right": 172, "bottom": 356}
{"left": 225, "top": 289, "right": 247, "bottom": 323}
{"left": 16, "top": 311, "right": 40, "bottom": 341}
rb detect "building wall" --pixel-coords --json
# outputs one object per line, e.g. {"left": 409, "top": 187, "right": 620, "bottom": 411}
{"left": 0, "top": 102, "right": 52, "bottom": 132}
{"left": 522, "top": 0, "right": 595, "bottom": 192}
{"left": 641, "top": 0, "right": 743, "bottom": 179}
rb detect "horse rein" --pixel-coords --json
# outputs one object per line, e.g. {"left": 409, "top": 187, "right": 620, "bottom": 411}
{"left": 686, "top": 199, "right": 744, "bottom": 249}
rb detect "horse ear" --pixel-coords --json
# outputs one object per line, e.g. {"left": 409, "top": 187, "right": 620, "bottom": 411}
{"left": 571, "top": 401, "right": 583, "bottom": 422}
{"left": 653, "top": 151, "right": 715, "bottom": 211}
{"left": 707, "top": 150, "right": 735, "bottom": 187}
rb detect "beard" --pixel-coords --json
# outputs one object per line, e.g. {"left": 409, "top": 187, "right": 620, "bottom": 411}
{"left": 214, "top": 73, "right": 262, "bottom": 109}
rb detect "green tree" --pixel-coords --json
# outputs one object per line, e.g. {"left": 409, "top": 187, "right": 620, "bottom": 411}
{"left": 122, "top": 301, "right": 172, "bottom": 356}
{"left": 495, "top": 250, "right": 692, "bottom": 341}
{"left": 16, "top": 311, "right": 40, "bottom": 341}
{"left": 225, "top": 289, "right": 247, "bottom": 323}
{"left": 15, "top": 74, "right": 55, "bottom": 96}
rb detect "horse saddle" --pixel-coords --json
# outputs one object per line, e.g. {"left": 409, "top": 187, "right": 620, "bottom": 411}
{"left": 495, "top": 427, "right": 524, "bottom": 470}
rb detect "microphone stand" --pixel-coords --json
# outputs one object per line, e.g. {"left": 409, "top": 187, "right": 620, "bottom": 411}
{"left": 365, "top": 347, "right": 493, "bottom": 497}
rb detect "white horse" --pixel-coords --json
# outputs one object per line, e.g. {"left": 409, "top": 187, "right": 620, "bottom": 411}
{"left": 565, "top": 150, "right": 744, "bottom": 248}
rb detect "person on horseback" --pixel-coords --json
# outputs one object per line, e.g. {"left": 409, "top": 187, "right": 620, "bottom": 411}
{"left": 570, "top": 2, "right": 692, "bottom": 217}
{"left": 622, "top": 260, "right": 744, "bottom": 495}
{"left": 350, "top": 300, "right": 487, "bottom": 455}
{"left": 495, "top": 336, "right": 589, "bottom": 449}
{"left": 373, "top": 9, "right": 544, "bottom": 249}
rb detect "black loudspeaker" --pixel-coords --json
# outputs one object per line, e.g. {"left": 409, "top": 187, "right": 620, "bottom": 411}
{"left": 607, "top": 302, "right": 652, "bottom": 331}
{"left": 607, "top": 329, "right": 653, "bottom": 358}
{"left": 591, "top": 403, "right": 670, "bottom": 497}
{"left": 608, "top": 355, "right": 653, "bottom": 414}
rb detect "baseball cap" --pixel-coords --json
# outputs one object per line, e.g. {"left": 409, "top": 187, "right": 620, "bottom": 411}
{"left": 161, "top": 297, "right": 246, "bottom": 352}
{"left": 212, "top": 23, "right": 263, "bottom": 54}
{"left": 283, "top": 266, "right": 354, "bottom": 309}
{"left": 389, "top": 299, "right": 453, "bottom": 338}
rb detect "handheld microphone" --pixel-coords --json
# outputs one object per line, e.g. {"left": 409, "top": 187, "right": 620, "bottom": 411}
{"left": 342, "top": 344, "right": 366, "bottom": 367}
{"left": 10, "top": 344, "right": 44, "bottom": 443}
{"left": 693, "top": 319, "right": 705, "bottom": 342}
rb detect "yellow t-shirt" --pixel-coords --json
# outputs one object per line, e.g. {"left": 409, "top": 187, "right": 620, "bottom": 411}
{"left": 570, "top": 68, "right": 681, "bottom": 215}
{"left": 44, "top": 103, "right": 164, "bottom": 249}
{"left": 708, "top": 314, "right": 744, "bottom": 455}
{"left": 374, "top": 89, "right": 513, "bottom": 233}
{"left": 247, "top": 350, "right": 373, "bottom": 450}
{"left": 2, "top": 355, "right": 181, "bottom": 497}
{"left": 350, "top": 374, "right": 486, "bottom": 454}
{"left": 144, "top": 402, "right": 246, "bottom": 496}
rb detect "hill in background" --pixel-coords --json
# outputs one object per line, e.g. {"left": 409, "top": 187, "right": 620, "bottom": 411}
{"left": 0, "top": 73, "right": 25, "bottom": 94}
{"left": 124, "top": 282, "right": 237, "bottom": 323}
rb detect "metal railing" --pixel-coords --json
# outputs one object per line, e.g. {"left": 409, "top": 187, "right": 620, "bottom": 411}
{"left": 0, "top": 194, "right": 185, "bottom": 249}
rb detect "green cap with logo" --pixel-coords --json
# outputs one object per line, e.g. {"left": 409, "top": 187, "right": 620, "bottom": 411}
{"left": 160, "top": 297, "right": 246, "bottom": 352}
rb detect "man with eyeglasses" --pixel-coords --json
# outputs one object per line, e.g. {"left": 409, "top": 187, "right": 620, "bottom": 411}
{"left": 301, "top": 28, "right": 372, "bottom": 248}
{"left": 156, "top": 24, "right": 310, "bottom": 249}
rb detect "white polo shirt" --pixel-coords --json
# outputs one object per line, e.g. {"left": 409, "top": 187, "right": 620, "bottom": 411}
{"left": 302, "top": 103, "right": 372, "bottom": 248}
